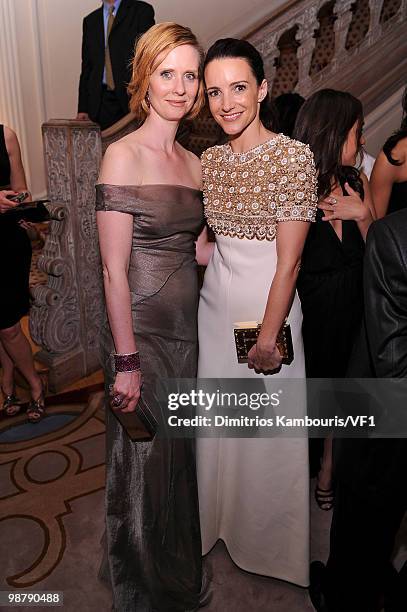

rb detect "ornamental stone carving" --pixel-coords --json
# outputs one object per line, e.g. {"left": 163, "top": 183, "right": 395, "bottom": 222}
{"left": 30, "top": 121, "right": 104, "bottom": 391}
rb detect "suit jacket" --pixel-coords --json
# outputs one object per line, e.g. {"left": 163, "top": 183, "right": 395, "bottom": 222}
{"left": 78, "top": 0, "right": 154, "bottom": 120}
{"left": 334, "top": 209, "right": 407, "bottom": 506}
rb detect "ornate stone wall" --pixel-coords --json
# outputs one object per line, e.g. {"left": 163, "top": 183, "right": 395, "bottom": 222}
{"left": 185, "top": 0, "right": 407, "bottom": 151}
{"left": 248, "top": 0, "right": 407, "bottom": 106}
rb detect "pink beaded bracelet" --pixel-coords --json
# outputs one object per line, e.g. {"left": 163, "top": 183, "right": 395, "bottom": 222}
{"left": 113, "top": 352, "right": 141, "bottom": 372}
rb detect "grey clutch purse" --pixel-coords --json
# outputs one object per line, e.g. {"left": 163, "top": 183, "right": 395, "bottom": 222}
{"left": 109, "top": 386, "right": 157, "bottom": 442}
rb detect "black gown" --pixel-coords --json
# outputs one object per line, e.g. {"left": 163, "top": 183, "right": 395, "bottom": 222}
{"left": 297, "top": 207, "right": 365, "bottom": 378}
{"left": 297, "top": 205, "right": 365, "bottom": 475}
{"left": 0, "top": 125, "right": 31, "bottom": 330}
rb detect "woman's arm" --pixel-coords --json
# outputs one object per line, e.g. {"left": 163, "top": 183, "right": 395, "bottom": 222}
{"left": 318, "top": 179, "right": 374, "bottom": 241}
{"left": 370, "top": 151, "right": 400, "bottom": 218}
{"left": 97, "top": 143, "right": 142, "bottom": 412}
{"left": 196, "top": 226, "right": 214, "bottom": 265}
{"left": 356, "top": 173, "right": 376, "bottom": 239}
{"left": 5, "top": 127, "right": 29, "bottom": 194}
{"left": 248, "top": 221, "right": 310, "bottom": 372}
{"left": 0, "top": 127, "right": 30, "bottom": 213}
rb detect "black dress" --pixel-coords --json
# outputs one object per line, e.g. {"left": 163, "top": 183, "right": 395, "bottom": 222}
{"left": 297, "top": 207, "right": 365, "bottom": 378}
{"left": 0, "top": 125, "right": 31, "bottom": 330}
{"left": 387, "top": 180, "right": 407, "bottom": 214}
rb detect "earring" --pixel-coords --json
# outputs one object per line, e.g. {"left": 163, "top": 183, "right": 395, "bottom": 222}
{"left": 145, "top": 91, "right": 150, "bottom": 107}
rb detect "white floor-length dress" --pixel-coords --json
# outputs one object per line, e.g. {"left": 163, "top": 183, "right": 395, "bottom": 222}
{"left": 197, "top": 134, "right": 318, "bottom": 587}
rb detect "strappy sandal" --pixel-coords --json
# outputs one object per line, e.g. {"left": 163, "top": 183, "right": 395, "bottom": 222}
{"left": 1, "top": 388, "right": 23, "bottom": 417}
{"left": 315, "top": 485, "right": 334, "bottom": 511}
{"left": 26, "top": 388, "right": 45, "bottom": 423}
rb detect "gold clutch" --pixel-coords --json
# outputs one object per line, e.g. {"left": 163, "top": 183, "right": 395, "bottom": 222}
{"left": 233, "top": 321, "right": 294, "bottom": 365}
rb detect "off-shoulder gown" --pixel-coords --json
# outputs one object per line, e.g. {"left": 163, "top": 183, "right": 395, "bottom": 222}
{"left": 95, "top": 184, "right": 204, "bottom": 612}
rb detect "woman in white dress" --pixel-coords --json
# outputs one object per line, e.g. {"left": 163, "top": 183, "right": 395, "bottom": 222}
{"left": 196, "top": 39, "right": 318, "bottom": 587}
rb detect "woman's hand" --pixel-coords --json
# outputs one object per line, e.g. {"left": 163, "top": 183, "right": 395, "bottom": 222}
{"left": 247, "top": 338, "right": 283, "bottom": 374}
{"left": 0, "top": 190, "right": 18, "bottom": 213}
{"left": 110, "top": 370, "right": 142, "bottom": 413}
{"left": 196, "top": 226, "right": 215, "bottom": 266}
{"left": 318, "top": 183, "right": 370, "bottom": 222}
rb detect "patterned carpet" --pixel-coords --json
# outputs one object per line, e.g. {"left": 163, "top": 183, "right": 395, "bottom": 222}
{"left": 0, "top": 391, "right": 111, "bottom": 610}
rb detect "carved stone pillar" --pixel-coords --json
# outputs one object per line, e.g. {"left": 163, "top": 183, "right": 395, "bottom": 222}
{"left": 296, "top": 8, "right": 319, "bottom": 96}
{"left": 333, "top": 0, "right": 354, "bottom": 62}
{"left": 29, "top": 121, "right": 104, "bottom": 392}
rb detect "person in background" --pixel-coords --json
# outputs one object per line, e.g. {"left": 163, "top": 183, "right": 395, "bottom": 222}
{"left": 293, "top": 89, "right": 375, "bottom": 510}
{"left": 309, "top": 209, "right": 407, "bottom": 612}
{"left": 76, "top": 0, "right": 155, "bottom": 129}
{"left": 274, "top": 92, "right": 304, "bottom": 137}
{"left": 0, "top": 125, "right": 44, "bottom": 422}
{"left": 370, "top": 86, "right": 407, "bottom": 217}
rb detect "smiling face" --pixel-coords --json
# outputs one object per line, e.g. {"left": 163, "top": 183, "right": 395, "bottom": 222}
{"left": 204, "top": 57, "right": 267, "bottom": 136}
{"left": 147, "top": 44, "right": 200, "bottom": 122}
{"left": 342, "top": 120, "right": 365, "bottom": 166}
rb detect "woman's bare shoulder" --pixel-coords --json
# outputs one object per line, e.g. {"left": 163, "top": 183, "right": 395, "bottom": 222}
{"left": 3, "top": 126, "right": 19, "bottom": 153}
{"left": 183, "top": 146, "right": 201, "bottom": 169}
{"left": 100, "top": 135, "right": 143, "bottom": 185}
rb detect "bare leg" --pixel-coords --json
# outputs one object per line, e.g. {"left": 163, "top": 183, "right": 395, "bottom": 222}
{"left": 318, "top": 434, "right": 333, "bottom": 490}
{"left": 0, "top": 339, "right": 15, "bottom": 395}
{"left": 315, "top": 435, "right": 334, "bottom": 510}
{"left": 0, "top": 322, "right": 42, "bottom": 399}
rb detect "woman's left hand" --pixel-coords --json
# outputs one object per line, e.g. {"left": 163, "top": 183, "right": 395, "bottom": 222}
{"left": 247, "top": 339, "right": 282, "bottom": 374}
{"left": 318, "top": 182, "right": 369, "bottom": 222}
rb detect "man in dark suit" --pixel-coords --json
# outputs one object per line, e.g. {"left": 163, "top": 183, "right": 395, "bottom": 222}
{"left": 310, "top": 209, "right": 407, "bottom": 612}
{"left": 76, "top": 0, "right": 154, "bottom": 129}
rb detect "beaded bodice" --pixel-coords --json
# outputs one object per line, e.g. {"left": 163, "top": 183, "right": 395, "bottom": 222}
{"left": 201, "top": 133, "right": 318, "bottom": 241}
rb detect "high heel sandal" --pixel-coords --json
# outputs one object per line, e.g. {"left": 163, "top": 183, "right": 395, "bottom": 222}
{"left": 26, "top": 379, "right": 46, "bottom": 423}
{"left": 1, "top": 387, "right": 23, "bottom": 417}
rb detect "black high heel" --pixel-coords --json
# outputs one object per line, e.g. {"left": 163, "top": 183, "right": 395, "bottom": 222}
{"left": 26, "top": 379, "right": 46, "bottom": 423}
{"left": 1, "top": 386, "right": 23, "bottom": 417}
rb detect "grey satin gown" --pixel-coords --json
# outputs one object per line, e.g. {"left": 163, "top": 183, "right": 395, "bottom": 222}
{"left": 95, "top": 184, "right": 204, "bottom": 612}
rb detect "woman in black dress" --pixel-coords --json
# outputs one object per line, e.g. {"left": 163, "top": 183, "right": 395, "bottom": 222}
{"left": 0, "top": 124, "right": 44, "bottom": 421}
{"left": 293, "top": 90, "right": 376, "bottom": 509}
{"left": 371, "top": 85, "right": 407, "bottom": 217}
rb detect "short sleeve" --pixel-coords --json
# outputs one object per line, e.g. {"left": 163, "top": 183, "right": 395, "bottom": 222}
{"left": 200, "top": 146, "right": 214, "bottom": 188}
{"left": 275, "top": 140, "right": 318, "bottom": 223}
{"left": 95, "top": 184, "right": 137, "bottom": 214}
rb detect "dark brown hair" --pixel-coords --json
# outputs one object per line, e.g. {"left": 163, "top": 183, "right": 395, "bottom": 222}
{"left": 293, "top": 89, "right": 364, "bottom": 199}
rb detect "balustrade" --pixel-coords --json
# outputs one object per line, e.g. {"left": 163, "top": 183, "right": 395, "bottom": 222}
{"left": 30, "top": 121, "right": 104, "bottom": 391}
